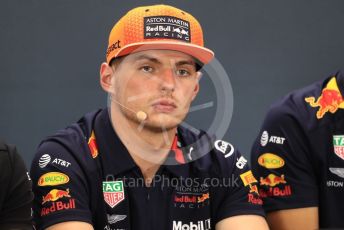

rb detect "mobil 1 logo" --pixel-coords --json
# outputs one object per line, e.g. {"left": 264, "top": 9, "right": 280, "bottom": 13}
{"left": 144, "top": 16, "right": 191, "bottom": 42}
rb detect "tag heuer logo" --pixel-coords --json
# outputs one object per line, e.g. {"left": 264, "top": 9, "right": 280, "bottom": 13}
{"left": 333, "top": 135, "right": 344, "bottom": 160}
{"left": 103, "top": 181, "right": 125, "bottom": 208}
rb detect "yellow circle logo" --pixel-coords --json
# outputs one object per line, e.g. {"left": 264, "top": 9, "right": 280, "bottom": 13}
{"left": 258, "top": 153, "right": 285, "bottom": 169}
{"left": 38, "top": 172, "right": 70, "bottom": 186}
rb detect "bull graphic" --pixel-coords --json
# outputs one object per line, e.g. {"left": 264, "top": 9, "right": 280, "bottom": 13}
{"left": 305, "top": 89, "right": 344, "bottom": 119}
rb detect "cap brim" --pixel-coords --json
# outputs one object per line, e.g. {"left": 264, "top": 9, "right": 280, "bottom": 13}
{"left": 114, "top": 41, "right": 214, "bottom": 65}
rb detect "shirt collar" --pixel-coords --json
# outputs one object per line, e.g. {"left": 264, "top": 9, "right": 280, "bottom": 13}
{"left": 163, "top": 131, "right": 191, "bottom": 178}
{"left": 93, "top": 109, "right": 191, "bottom": 177}
{"left": 94, "top": 109, "right": 137, "bottom": 175}
{"left": 92, "top": 109, "right": 210, "bottom": 179}
{"left": 163, "top": 127, "right": 215, "bottom": 178}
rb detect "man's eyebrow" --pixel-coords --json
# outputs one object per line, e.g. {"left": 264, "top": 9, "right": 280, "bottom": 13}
{"left": 175, "top": 60, "right": 196, "bottom": 67}
{"left": 132, "top": 54, "right": 162, "bottom": 65}
{"left": 132, "top": 54, "right": 195, "bottom": 67}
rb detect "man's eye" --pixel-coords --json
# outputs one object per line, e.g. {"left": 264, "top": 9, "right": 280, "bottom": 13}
{"left": 176, "top": 69, "right": 191, "bottom": 77}
{"left": 141, "top": 66, "right": 153, "bottom": 73}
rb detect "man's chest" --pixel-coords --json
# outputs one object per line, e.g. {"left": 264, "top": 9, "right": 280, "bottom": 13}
{"left": 100, "top": 170, "right": 213, "bottom": 230}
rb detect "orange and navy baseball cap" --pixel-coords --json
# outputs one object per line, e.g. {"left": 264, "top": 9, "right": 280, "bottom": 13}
{"left": 106, "top": 4, "right": 214, "bottom": 65}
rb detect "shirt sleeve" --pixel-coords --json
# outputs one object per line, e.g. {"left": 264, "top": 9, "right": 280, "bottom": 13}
{"left": 211, "top": 141, "right": 265, "bottom": 224}
{"left": 30, "top": 141, "right": 93, "bottom": 230}
{"left": 250, "top": 104, "right": 318, "bottom": 212}
{"left": 0, "top": 144, "right": 34, "bottom": 230}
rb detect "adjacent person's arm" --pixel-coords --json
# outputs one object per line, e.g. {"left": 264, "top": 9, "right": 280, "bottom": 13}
{"left": 216, "top": 215, "right": 269, "bottom": 230}
{"left": 251, "top": 102, "right": 319, "bottom": 230}
{"left": 266, "top": 207, "right": 318, "bottom": 230}
{"left": 0, "top": 141, "right": 34, "bottom": 230}
{"left": 30, "top": 141, "right": 93, "bottom": 230}
{"left": 46, "top": 221, "right": 94, "bottom": 230}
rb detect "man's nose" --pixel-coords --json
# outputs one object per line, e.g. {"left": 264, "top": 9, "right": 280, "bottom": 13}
{"left": 159, "top": 67, "right": 176, "bottom": 92}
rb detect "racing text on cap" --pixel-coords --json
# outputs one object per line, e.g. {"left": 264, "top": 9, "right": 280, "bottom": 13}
{"left": 144, "top": 16, "right": 191, "bottom": 42}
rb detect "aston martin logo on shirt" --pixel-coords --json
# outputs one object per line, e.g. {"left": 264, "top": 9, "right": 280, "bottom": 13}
{"left": 329, "top": 167, "right": 344, "bottom": 178}
{"left": 107, "top": 214, "right": 127, "bottom": 224}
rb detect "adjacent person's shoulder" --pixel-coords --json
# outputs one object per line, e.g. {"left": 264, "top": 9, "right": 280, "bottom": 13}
{"left": 0, "top": 139, "right": 26, "bottom": 172}
{"left": 0, "top": 139, "right": 6, "bottom": 151}
{"left": 263, "top": 75, "right": 328, "bottom": 131}
{"left": 0, "top": 140, "right": 10, "bottom": 167}
{"left": 32, "top": 109, "right": 102, "bottom": 164}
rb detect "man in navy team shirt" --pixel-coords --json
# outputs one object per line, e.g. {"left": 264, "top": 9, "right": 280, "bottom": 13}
{"left": 251, "top": 70, "right": 344, "bottom": 229}
{"left": 31, "top": 4, "right": 268, "bottom": 230}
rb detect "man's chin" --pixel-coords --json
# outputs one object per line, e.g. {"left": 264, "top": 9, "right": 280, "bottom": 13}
{"left": 143, "top": 114, "right": 184, "bottom": 131}
{"left": 143, "top": 120, "right": 179, "bottom": 132}
{"left": 121, "top": 111, "right": 186, "bottom": 131}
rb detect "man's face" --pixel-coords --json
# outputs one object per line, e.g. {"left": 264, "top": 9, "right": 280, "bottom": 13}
{"left": 109, "top": 49, "right": 200, "bottom": 131}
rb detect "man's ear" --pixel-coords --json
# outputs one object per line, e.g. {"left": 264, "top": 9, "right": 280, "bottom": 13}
{"left": 191, "top": 71, "right": 202, "bottom": 101}
{"left": 100, "top": 62, "right": 114, "bottom": 93}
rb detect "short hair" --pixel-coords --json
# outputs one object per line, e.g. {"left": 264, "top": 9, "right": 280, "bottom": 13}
{"left": 109, "top": 56, "right": 124, "bottom": 68}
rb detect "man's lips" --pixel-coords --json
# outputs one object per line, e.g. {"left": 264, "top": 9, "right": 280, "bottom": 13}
{"left": 151, "top": 99, "right": 177, "bottom": 112}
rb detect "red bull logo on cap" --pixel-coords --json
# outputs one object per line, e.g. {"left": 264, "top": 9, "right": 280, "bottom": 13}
{"left": 260, "top": 173, "right": 287, "bottom": 187}
{"left": 42, "top": 188, "right": 71, "bottom": 204}
{"left": 305, "top": 77, "right": 344, "bottom": 119}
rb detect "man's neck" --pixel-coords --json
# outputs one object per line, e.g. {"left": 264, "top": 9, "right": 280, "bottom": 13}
{"left": 110, "top": 107, "right": 177, "bottom": 185}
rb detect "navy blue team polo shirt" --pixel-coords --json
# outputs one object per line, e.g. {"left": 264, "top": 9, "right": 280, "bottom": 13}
{"left": 31, "top": 108, "right": 264, "bottom": 230}
{"left": 251, "top": 70, "right": 344, "bottom": 228}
